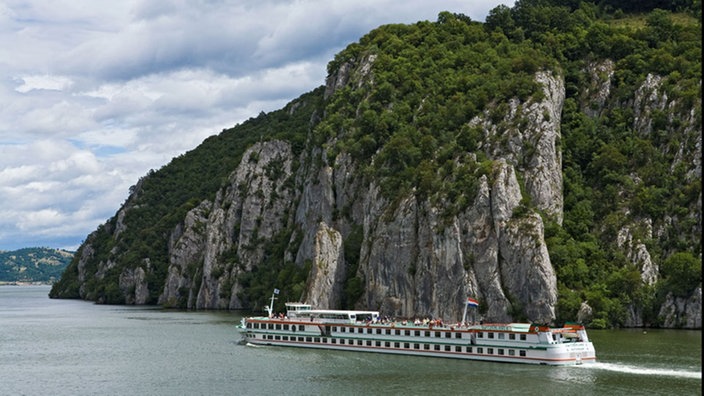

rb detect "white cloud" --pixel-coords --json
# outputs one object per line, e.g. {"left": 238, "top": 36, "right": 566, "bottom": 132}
{"left": 0, "top": 0, "right": 512, "bottom": 250}
{"left": 14, "top": 74, "right": 73, "bottom": 93}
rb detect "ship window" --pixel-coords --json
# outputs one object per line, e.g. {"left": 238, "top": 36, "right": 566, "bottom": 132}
{"left": 415, "top": 330, "right": 421, "bottom": 336}
{"left": 509, "top": 349, "right": 515, "bottom": 356}
{"left": 275, "top": 336, "right": 280, "bottom": 340}
{"left": 367, "top": 328, "right": 373, "bottom": 334}
{"left": 314, "top": 337, "right": 320, "bottom": 342}
{"left": 358, "top": 340, "right": 363, "bottom": 345}
{"left": 478, "top": 332, "right": 484, "bottom": 338}
{"left": 376, "top": 329, "right": 382, "bottom": 334}
{"left": 298, "top": 337, "right": 304, "bottom": 342}
{"left": 394, "top": 342, "right": 400, "bottom": 348}
{"left": 340, "top": 339, "right": 345, "bottom": 345}
{"left": 414, "top": 343, "right": 420, "bottom": 349}
{"left": 435, "top": 331, "right": 441, "bottom": 338}
{"left": 276, "top": 324, "right": 282, "bottom": 330}
{"left": 299, "top": 325, "right": 305, "bottom": 331}
{"left": 488, "top": 332, "right": 494, "bottom": 339}
{"left": 405, "top": 330, "right": 410, "bottom": 336}
{"left": 367, "top": 340, "right": 372, "bottom": 346}
{"left": 498, "top": 349, "right": 504, "bottom": 355}
{"left": 520, "top": 334, "right": 526, "bottom": 341}
{"left": 386, "top": 329, "right": 391, "bottom": 335}
{"left": 445, "top": 332, "right": 451, "bottom": 338}
{"left": 306, "top": 337, "right": 312, "bottom": 342}
{"left": 376, "top": 341, "right": 381, "bottom": 347}
{"left": 498, "top": 333, "right": 505, "bottom": 339}
{"left": 331, "top": 339, "right": 336, "bottom": 344}
{"left": 519, "top": 350, "right": 526, "bottom": 357}
{"left": 477, "top": 347, "right": 483, "bottom": 354}
{"left": 455, "top": 333, "right": 462, "bottom": 339}
{"left": 455, "top": 346, "right": 462, "bottom": 352}
{"left": 340, "top": 327, "right": 345, "bottom": 333}
{"left": 424, "top": 344, "right": 430, "bottom": 350}
{"left": 283, "top": 325, "right": 289, "bottom": 330}
{"left": 434, "top": 345, "right": 441, "bottom": 351}
{"left": 509, "top": 333, "right": 515, "bottom": 340}
{"left": 395, "top": 330, "right": 401, "bottom": 335}
{"left": 404, "top": 343, "right": 410, "bottom": 349}
{"left": 444, "top": 345, "right": 451, "bottom": 351}
{"left": 332, "top": 326, "right": 337, "bottom": 332}
{"left": 358, "top": 328, "right": 364, "bottom": 334}
{"left": 246, "top": 323, "right": 251, "bottom": 329}
{"left": 385, "top": 342, "right": 390, "bottom": 347}
{"left": 425, "top": 331, "right": 431, "bottom": 337}
{"left": 488, "top": 348, "right": 494, "bottom": 354}
{"left": 467, "top": 347, "right": 473, "bottom": 353}
{"left": 552, "top": 334, "right": 558, "bottom": 341}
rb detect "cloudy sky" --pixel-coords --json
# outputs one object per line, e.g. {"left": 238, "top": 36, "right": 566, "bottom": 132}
{"left": 0, "top": 0, "right": 512, "bottom": 251}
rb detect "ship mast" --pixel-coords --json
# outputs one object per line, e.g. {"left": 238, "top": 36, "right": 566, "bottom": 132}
{"left": 462, "top": 297, "right": 478, "bottom": 325}
{"left": 462, "top": 301, "right": 468, "bottom": 325}
{"left": 265, "top": 288, "right": 279, "bottom": 317}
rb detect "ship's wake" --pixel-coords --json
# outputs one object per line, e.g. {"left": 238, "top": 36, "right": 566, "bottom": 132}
{"left": 584, "top": 362, "right": 701, "bottom": 379}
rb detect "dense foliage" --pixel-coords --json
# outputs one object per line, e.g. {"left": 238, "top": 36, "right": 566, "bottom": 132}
{"left": 1, "top": 248, "right": 73, "bottom": 283}
{"left": 320, "top": 13, "right": 552, "bottom": 211}
{"left": 486, "top": 0, "right": 701, "bottom": 327}
{"left": 319, "top": 1, "right": 701, "bottom": 327}
{"left": 52, "top": 1, "right": 701, "bottom": 327}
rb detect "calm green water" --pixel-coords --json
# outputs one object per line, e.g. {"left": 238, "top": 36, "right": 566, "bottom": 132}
{"left": 1, "top": 285, "right": 700, "bottom": 395}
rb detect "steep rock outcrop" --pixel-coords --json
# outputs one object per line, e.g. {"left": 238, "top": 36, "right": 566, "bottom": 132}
{"left": 659, "top": 287, "right": 702, "bottom": 328}
{"left": 119, "top": 266, "right": 149, "bottom": 305}
{"left": 306, "top": 222, "right": 345, "bottom": 309}
{"left": 353, "top": 159, "right": 556, "bottom": 324}
{"left": 159, "top": 141, "right": 296, "bottom": 310}
{"left": 159, "top": 201, "right": 210, "bottom": 308}
{"left": 617, "top": 221, "right": 658, "bottom": 285}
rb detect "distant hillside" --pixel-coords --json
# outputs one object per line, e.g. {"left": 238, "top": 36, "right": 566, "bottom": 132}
{"left": 0, "top": 248, "right": 74, "bottom": 283}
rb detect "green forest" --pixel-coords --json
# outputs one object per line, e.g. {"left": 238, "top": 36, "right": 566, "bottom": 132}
{"left": 1, "top": 248, "right": 73, "bottom": 283}
{"left": 51, "top": 0, "right": 701, "bottom": 328}
{"left": 315, "top": 0, "right": 701, "bottom": 327}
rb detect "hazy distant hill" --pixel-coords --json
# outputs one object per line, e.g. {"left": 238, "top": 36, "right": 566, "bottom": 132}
{"left": 0, "top": 248, "right": 74, "bottom": 283}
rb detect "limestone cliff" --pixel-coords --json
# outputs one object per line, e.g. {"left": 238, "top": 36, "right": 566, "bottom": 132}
{"left": 142, "top": 63, "right": 564, "bottom": 324}
{"left": 51, "top": 10, "right": 701, "bottom": 329}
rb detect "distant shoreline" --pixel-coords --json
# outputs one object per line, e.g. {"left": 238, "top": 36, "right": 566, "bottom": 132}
{"left": 0, "top": 282, "right": 53, "bottom": 286}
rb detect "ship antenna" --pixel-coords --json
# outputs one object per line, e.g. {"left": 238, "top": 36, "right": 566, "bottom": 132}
{"left": 266, "top": 288, "right": 280, "bottom": 317}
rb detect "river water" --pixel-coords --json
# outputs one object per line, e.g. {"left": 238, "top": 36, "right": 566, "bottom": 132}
{"left": 1, "top": 285, "right": 700, "bottom": 395}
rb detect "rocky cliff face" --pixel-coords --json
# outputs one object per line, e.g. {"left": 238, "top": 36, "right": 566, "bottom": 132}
{"left": 57, "top": 45, "right": 701, "bottom": 328}
{"left": 105, "top": 59, "right": 565, "bottom": 325}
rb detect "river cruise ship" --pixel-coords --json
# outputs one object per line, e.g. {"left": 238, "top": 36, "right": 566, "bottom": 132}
{"left": 239, "top": 293, "right": 596, "bottom": 366}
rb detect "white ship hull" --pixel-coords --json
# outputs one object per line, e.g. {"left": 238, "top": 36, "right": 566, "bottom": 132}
{"left": 239, "top": 316, "right": 596, "bottom": 366}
